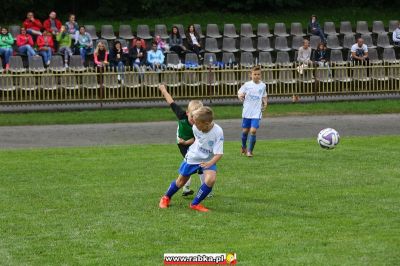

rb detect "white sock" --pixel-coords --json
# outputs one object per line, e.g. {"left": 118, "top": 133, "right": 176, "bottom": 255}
{"left": 183, "top": 177, "right": 192, "bottom": 190}
{"left": 199, "top": 174, "right": 205, "bottom": 184}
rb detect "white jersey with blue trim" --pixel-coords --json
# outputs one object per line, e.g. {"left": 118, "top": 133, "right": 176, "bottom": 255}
{"left": 185, "top": 123, "right": 224, "bottom": 165}
{"left": 238, "top": 81, "right": 267, "bottom": 119}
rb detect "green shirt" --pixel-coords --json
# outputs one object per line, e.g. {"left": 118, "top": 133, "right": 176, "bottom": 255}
{"left": 170, "top": 102, "right": 194, "bottom": 142}
{"left": 0, "top": 33, "right": 14, "bottom": 49}
{"left": 56, "top": 32, "right": 72, "bottom": 48}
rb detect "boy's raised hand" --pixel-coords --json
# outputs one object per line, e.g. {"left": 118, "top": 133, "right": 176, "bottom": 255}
{"left": 158, "top": 84, "right": 166, "bottom": 92}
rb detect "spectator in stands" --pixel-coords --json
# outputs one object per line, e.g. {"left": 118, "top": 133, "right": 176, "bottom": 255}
{"left": 297, "top": 39, "right": 312, "bottom": 66}
{"left": 23, "top": 12, "right": 42, "bottom": 38}
{"left": 154, "top": 35, "right": 168, "bottom": 52}
{"left": 186, "top": 24, "right": 202, "bottom": 60}
{"left": 129, "top": 38, "right": 147, "bottom": 71}
{"left": 65, "top": 14, "right": 79, "bottom": 40}
{"left": 132, "top": 37, "right": 146, "bottom": 50}
{"left": 37, "top": 30, "right": 54, "bottom": 66}
{"left": 76, "top": 26, "right": 93, "bottom": 65}
{"left": 393, "top": 22, "right": 400, "bottom": 46}
{"left": 147, "top": 42, "right": 166, "bottom": 71}
{"left": 110, "top": 40, "right": 128, "bottom": 83}
{"left": 351, "top": 38, "right": 369, "bottom": 65}
{"left": 43, "top": 11, "right": 62, "bottom": 36}
{"left": 308, "top": 15, "right": 326, "bottom": 43}
{"left": 0, "top": 27, "right": 14, "bottom": 69}
{"left": 312, "top": 42, "right": 329, "bottom": 66}
{"left": 169, "top": 26, "right": 186, "bottom": 58}
{"left": 16, "top": 27, "right": 36, "bottom": 58}
{"left": 56, "top": 26, "right": 73, "bottom": 68}
{"left": 94, "top": 41, "right": 109, "bottom": 68}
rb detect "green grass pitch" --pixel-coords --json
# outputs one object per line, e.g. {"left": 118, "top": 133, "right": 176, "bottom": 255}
{"left": 1, "top": 136, "right": 399, "bottom": 265}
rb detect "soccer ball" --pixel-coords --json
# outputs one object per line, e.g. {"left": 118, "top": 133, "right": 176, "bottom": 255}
{"left": 317, "top": 128, "right": 340, "bottom": 149}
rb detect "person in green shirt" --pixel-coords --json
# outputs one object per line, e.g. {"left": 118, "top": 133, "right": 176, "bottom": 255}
{"left": 0, "top": 27, "right": 15, "bottom": 69}
{"left": 56, "top": 26, "right": 73, "bottom": 67}
{"left": 159, "top": 84, "right": 208, "bottom": 196}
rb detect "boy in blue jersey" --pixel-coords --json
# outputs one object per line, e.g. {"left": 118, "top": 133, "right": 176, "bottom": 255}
{"left": 159, "top": 107, "right": 224, "bottom": 212}
{"left": 238, "top": 66, "right": 268, "bottom": 157}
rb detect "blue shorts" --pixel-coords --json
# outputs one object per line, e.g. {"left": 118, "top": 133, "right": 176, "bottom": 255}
{"left": 178, "top": 161, "right": 217, "bottom": 177}
{"left": 242, "top": 118, "right": 260, "bottom": 129}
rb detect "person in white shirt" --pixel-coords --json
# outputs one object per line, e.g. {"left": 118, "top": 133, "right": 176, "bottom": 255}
{"left": 159, "top": 107, "right": 224, "bottom": 212}
{"left": 297, "top": 39, "right": 312, "bottom": 65}
{"left": 351, "top": 38, "right": 369, "bottom": 65}
{"left": 393, "top": 22, "right": 400, "bottom": 46}
{"left": 238, "top": 66, "right": 268, "bottom": 157}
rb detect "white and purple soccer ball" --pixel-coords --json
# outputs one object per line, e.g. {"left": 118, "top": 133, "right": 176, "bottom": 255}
{"left": 317, "top": 128, "right": 340, "bottom": 149}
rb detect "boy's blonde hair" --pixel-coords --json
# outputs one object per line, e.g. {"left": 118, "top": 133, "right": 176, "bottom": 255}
{"left": 192, "top": 106, "right": 214, "bottom": 123}
{"left": 187, "top": 100, "right": 203, "bottom": 113}
{"left": 252, "top": 65, "right": 261, "bottom": 72}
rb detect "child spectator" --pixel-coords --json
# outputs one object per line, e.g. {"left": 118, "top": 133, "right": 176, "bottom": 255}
{"left": 43, "top": 11, "right": 62, "bottom": 36}
{"left": 154, "top": 35, "right": 168, "bottom": 52}
{"left": 297, "top": 39, "right": 312, "bottom": 66}
{"left": 147, "top": 42, "right": 165, "bottom": 71}
{"left": 393, "top": 22, "right": 400, "bottom": 46}
{"left": 37, "top": 30, "right": 54, "bottom": 66}
{"left": 159, "top": 106, "right": 224, "bottom": 212}
{"left": 158, "top": 84, "right": 205, "bottom": 196}
{"left": 186, "top": 24, "right": 202, "bottom": 59}
{"left": 16, "top": 27, "right": 36, "bottom": 58}
{"left": 169, "top": 26, "right": 186, "bottom": 57}
{"left": 238, "top": 66, "right": 268, "bottom": 157}
{"left": 94, "top": 41, "right": 109, "bottom": 68}
{"left": 76, "top": 26, "right": 93, "bottom": 65}
{"left": 312, "top": 42, "right": 330, "bottom": 66}
{"left": 110, "top": 40, "right": 128, "bottom": 82}
{"left": 0, "top": 27, "right": 15, "bottom": 69}
{"left": 56, "top": 26, "right": 73, "bottom": 67}
{"left": 65, "top": 14, "right": 79, "bottom": 41}
{"left": 308, "top": 15, "right": 326, "bottom": 43}
{"left": 23, "top": 12, "right": 42, "bottom": 38}
{"left": 129, "top": 38, "right": 147, "bottom": 71}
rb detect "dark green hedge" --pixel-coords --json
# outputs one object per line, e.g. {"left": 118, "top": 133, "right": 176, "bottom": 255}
{"left": 0, "top": 0, "right": 393, "bottom": 23}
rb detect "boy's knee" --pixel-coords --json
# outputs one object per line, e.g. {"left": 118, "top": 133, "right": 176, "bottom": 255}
{"left": 250, "top": 128, "right": 257, "bottom": 135}
{"left": 242, "top": 128, "right": 250, "bottom": 134}
{"left": 176, "top": 175, "right": 189, "bottom": 187}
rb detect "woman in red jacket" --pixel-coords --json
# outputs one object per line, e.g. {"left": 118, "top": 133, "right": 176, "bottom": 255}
{"left": 16, "top": 27, "right": 37, "bottom": 58}
{"left": 23, "top": 12, "right": 42, "bottom": 38}
{"left": 36, "top": 30, "right": 54, "bottom": 66}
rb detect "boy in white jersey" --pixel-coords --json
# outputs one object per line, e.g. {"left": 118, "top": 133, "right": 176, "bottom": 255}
{"left": 238, "top": 66, "right": 268, "bottom": 157}
{"left": 159, "top": 106, "right": 224, "bottom": 212}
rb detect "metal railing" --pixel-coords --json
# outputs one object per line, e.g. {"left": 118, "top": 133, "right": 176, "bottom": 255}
{"left": 0, "top": 63, "right": 399, "bottom": 103}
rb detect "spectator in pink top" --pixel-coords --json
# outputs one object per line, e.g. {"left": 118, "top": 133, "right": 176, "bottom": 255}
{"left": 16, "top": 27, "right": 37, "bottom": 58}
{"left": 94, "top": 41, "right": 109, "bottom": 68}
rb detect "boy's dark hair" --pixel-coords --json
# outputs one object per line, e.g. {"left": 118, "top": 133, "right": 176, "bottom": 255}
{"left": 252, "top": 66, "right": 261, "bottom": 72}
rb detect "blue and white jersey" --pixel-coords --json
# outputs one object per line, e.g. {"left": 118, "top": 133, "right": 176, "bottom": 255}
{"left": 238, "top": 81, "right": 267, "bottom": 119}
{"left": 185, "top": 123, "right": 224, "bottom": 164}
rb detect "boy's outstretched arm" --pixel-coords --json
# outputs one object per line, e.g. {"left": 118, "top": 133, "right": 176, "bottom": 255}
{"left": 159, "top": 84, "right": 174, "bottom": 104}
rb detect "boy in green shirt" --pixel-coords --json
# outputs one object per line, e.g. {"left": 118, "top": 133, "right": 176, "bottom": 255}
{"left": 159, "top": 84, "right": 205, "bottom": 196}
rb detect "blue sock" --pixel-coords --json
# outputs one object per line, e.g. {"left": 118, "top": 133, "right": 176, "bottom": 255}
{"left": 165, "top": 180, "right": 180, "bottom": 198}
{"left": 249, "top": 134, "right": 256, "bottom": 152}
{"left": 241, "top": 132, "right": 248, "bottom": 148}
{"left": 192, "top": 183, "right": 212, "bottom": 205}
